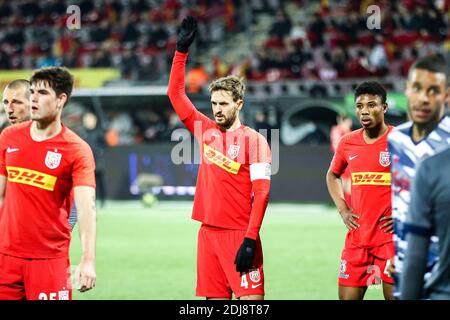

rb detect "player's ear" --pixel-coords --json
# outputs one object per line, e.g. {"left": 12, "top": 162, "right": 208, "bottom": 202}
{"left": 236, "top": 99, "right": 243, "bottom": 111}
{"left": 383, "top": 103, "right": 388, "bottom": 113}
{"left": 57, "top": 93, "right": 68, "bottom": 109}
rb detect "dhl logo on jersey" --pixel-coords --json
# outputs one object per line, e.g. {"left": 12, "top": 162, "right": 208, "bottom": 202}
{"left": 203, "top": 144, "right": 241, "bottom": 174}
{"left": 6, "top": 166, "right": 57, "bottom": 191}
{"left": 351, "top": 172, "right": 391, "bottom": 186}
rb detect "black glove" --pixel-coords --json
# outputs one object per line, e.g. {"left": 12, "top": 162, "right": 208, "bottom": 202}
{"left": 234, "top": 237, "right": 257, "bottom": 273}
{"left": 176, "top": 16, "right": 197, "bottom": 53}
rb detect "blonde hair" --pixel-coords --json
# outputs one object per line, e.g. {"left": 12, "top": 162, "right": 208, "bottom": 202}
{"left": 208, "top": 75, "right": 245, "bottom": 102}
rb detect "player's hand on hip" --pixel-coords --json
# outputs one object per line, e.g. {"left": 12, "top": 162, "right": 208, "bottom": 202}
{"left": 75, "top": 259, "right": 96, "bottom": 293}
{"left": 234, "top": 237, "right": 257, "bottom": 273}
{"left": 176, "top": 16, "right": 197, "bottom": 53}
{"left": 379, "top": 215, "right": 394, "bottom": 233}
{"left": 339, "top": 209, "right": 360, "bottom": 230}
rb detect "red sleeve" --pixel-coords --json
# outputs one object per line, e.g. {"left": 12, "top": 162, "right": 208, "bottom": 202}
{"left": 72, "top": 142, "right": 96, "bottom": 188}
{"left": 249, "top": 132, "right": 272, "bottom": 164}
{"left": 167, "top": 51, "right": 215, "bottom": 139}
{"left": 245, "top": 179, "right": 270, "bottom": 240}
{"left": 245, "top": 132, "right": 272, "bottom": 239}
{"left": 329, "top": 136, "right": 347, "bottom": 176}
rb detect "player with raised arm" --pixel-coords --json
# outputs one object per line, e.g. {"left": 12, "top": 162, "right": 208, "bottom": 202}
{"left": 388, "top": 54, "right": 450, "bottom": 298}
{"left": 0, "top": 67, "right": 97, "bottom": 300}
{"left": 167, "top": 16, "right": 272, "bottom": 300}
{"left": 326, "top": 81, "right": 395, "bottom": 300}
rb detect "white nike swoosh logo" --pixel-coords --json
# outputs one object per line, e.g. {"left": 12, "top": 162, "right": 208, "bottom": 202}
{"left": 6, "top": 147, "right": 19, "bottom": 153}
{"left": 251, "top": 283, "right": 262, "bottom": 289}
{"left": 349, "top": 155, "right": 358, "bottom": 160}
{"left": 212, "top": 132, "right": 220, "bottom": 137}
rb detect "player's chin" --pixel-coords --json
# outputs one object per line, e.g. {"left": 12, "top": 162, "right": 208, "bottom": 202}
{"left": 215, "top": 120, "right": 230, "bottom": 129}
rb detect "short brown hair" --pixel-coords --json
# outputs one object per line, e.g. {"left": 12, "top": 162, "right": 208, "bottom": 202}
{"left": 208, "top": 75, "right": 245, "bottom": 102}
{"left": 30, "top": 67, "right": 74, "bottom": 107}
{"left": 5, "top": 79, "right": 30, "bottom": 100}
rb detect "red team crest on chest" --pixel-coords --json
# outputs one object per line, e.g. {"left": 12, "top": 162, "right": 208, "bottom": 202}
{"left": 379, "top": 151, "right": 390, "bottom": 167}
{"left": 227, "top": 144, "right": 240, "bottom": 160}
{"left": 249, "top": 269, "right": 261, "bottom": 283}
{"left": 45, "top": 150, "right": 62, "bottom": 169}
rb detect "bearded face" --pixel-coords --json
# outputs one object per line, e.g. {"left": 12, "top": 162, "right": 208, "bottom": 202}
{"left": 211, "top": 90, "right": 242, "bottom": 130}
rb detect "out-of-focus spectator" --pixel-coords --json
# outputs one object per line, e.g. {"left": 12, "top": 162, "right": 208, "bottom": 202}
{"left": 254, "top": 110, "right": 276, "bottom": 145}
{"left": 107, "top": 112, "right": 136, "bottom": 145}
{"left": 79, "top": 112, "right": 107, "bottom": 208}
{"left": 135, "top": 110, "right": 168, "bottom": 142}
{"left": 407, "top": 6, "right": 428, "bottom": 32}
{"left": 345, "top": 50, "right": 373, "bottom": 78}
{"left": 187, "top": 62, "right": 209, "bottom": 93}
{"left": 331, "top": 46, "right": 348, "bottom": 78}
{"left": 425, "top": 7, "right": 447, "bottom": 40}
{"left": 92, "top": 49, "right": 112, "bottom": 68}
{"left": 90, "top": 20, "right": 112, "bottom": 43}
{"left": 269, "top": 9, "right": 292, "bottom": 40}
{"left": 36, "top": 49, "right": 61, "bottom": 68}
{"left": 339, "top": 11, "right": 363, "bottom": 43}
{"left": 369, "top": 35, "right": 389, "bottom": 76}
{"left": 0, "top": 49, "right": 11, "bottom": 69}
{"left": 308, "top": 12, "right": 327, "bottom": 47}
{"left": 149, "top": 21, "right": 170, "bottom": 49}
{"left": 121, "top": 47, "right": 140, "bottom": 79}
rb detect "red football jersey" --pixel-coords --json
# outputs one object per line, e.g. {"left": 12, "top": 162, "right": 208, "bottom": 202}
{"left": 183, "top": 111, "right": 271, "bottom": 230}
{"left": 330, "top": 127, "right": 393, "bottom": 248}
{"left": 0, "top": 121, "right": 96, "bottom": 259}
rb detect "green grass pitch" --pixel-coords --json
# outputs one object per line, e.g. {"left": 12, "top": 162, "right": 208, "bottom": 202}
{"left": 70, "top": 201, "right": 386, "bottom": 300}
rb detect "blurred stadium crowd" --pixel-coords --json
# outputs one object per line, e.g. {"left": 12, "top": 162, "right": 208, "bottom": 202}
{"left": 0, "top": 0, "right": 448, "bottom": 86}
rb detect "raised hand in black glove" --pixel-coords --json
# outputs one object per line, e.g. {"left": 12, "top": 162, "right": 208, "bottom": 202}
{"left": 234, "top": 237, "right": 257, "bottom": 273}
{"left": 176, "top": 16, "right": 197, "bottom": 53}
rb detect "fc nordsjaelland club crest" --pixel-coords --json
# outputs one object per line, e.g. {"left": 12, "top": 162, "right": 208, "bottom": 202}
{"left": 249, "top": 269, "right": 261, "bottom": 283}
{"left": 379, "top": 151, "right": 390, "bottom": 167}
{"left": 45, "top": 150, "right": 62, "bottom": 169}
{"left": 227, "top": 144, "right": 240, "bottom": 159}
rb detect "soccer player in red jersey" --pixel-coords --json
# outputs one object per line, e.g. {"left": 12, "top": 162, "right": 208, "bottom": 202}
{"left": 0, "top": 67, "right": 97, "bottom": 300}
{"left": 326, "top": 81, "right": 395, "bottom": 300}
{"left": 3, "top": 79, "right": 31, "bottom": 126}
{"left": 168, "top": 17, "right": 271, "bottom": 300}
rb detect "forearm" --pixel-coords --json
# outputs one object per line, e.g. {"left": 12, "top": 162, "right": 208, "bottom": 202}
{"left": 246, "top": 180, "right": 270, "bottom": 240}
{"left": 326, "top": 170, "right": 348, "bottom": 213}
{"left": 78, "top": 210, "right": 96, "bottom": 261}
{"left": 75, "top": 187, "right": 97, "bottom": 261}
{"left": 400, "top": 232, "right": 429, "bottom": 299}
{"left": 167, "top": 51, "right": 196, "bottom": 120}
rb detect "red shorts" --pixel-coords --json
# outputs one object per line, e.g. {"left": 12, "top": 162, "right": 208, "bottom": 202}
{"left": 0, "top": 253, "right": 72, "bottom": 300}
{"left": 196, "top": 225, "right": 264, "bottom": 299}
{"left": 338, "top": 239, "right": 395, "bottom": 287}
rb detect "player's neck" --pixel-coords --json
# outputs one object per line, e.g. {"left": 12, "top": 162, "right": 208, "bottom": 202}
{"left": 411, "top": 118, "right": 442, "bottom": 142}
{"left": 363, "top": 123, "right": 388, "bottom": 144}
{"left": 30, "top": 119, "right": 63, "bottom": 142}
{"left": 226, "top": 119, "right": 242, "bottom": 132}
